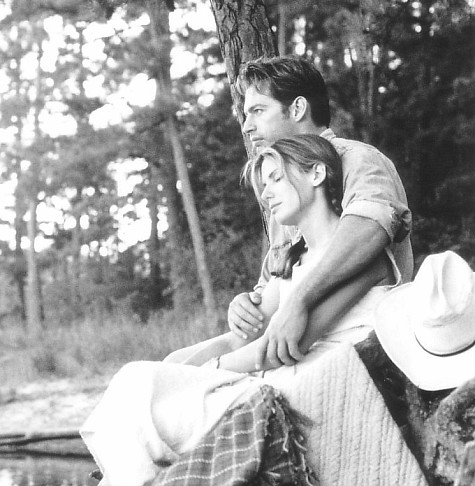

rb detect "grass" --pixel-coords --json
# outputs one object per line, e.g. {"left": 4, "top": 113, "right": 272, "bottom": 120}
{"left": 0, "top": 304, "right": 225, "bottom": 383}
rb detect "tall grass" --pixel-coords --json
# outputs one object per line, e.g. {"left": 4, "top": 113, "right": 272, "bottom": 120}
{"left": 0, "top": 304, "right": 224, "bottom": 383}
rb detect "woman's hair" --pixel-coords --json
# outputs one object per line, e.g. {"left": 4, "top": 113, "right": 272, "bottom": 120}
{"left": 236, "top": 56, "right": 330, "bottom": 128}
{"left": 243, "top": 134, "right": 343, "bottom": 216}
{"left": 242, "top": 134, "right": 343, "bottom": 278}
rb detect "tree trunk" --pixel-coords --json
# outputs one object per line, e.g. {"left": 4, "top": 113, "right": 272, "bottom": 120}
{"left": 154, "top": 151, "right": 189, "bottom": 311}
{"left": 209, "top": 0, "right": 277, "bottom": 260}
{"left": 147, "top": 0, "right": 217, "bottom": 324}
{"left": 166, "top": 118, "right": 217, "bottom": 320}
{"left": 148, "top": 163, "right": 163, "bottom": 301}
{"left": 349, "top": 6, "right": 376, "bottom": 144}
{"left": 278, "top": 1, "right": 287, "bottom": 55}
{"left": 25, "top": 35, "right": 44, "bottom": 332}
{"left": 26, "top": 199, "right": 42, "bottom": 332}
{"left": 68, "top": 25, "right": 88, "bottom": 314}
{"left": 70, "top": 211, "right": 82, "bottom": 313}
{"left": 14, "top": 133, "right": 27, "bottom": 324}
{"left": 209, "top": 0, "right": 277, "bottom": 132}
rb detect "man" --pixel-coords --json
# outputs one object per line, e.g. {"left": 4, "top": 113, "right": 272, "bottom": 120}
{"left": 227, "top": 56, "right": 413, "bottom": 369}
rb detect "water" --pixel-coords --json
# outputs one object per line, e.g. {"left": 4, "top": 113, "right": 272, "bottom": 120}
{"left": 0, "top": 454, "right": 97, "bottom": 486}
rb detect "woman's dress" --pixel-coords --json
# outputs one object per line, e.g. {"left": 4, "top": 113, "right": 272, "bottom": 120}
{"left": 81, "top": 251, "right": 401, "bottom": 486}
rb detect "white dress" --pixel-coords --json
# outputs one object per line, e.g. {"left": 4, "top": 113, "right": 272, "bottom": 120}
{"left": 80, "top": 250, "right": 401, "bottom": 486}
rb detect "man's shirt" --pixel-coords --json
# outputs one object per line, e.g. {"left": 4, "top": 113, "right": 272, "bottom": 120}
{"left": 255, "top": 129, "right": 413, "bottom": 291}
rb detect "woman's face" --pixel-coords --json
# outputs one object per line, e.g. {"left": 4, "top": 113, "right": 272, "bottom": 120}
{"left": 259, "top": 155, "right": 315, "bottom": 226}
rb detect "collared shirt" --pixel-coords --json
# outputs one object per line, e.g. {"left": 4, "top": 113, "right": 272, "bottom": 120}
{"left": 255, "top": 129, "right": 413, "bottom": 291}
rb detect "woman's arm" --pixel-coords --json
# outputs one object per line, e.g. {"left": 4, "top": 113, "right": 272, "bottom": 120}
{"left": 164, "top": 277, "right": 281, "bottom": 368}
{"left": 218, "top": 252, "right": 391, "bottom": 373}
{"left": 164, "top": 332, "right": 240, "bottom": 366}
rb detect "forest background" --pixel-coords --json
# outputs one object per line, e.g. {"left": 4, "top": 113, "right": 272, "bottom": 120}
{"left": 0, "top": 0, "right": 473, "bottom": 382}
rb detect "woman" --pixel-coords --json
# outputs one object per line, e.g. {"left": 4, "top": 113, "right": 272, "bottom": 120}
{"left": 81, "top": 135, "right": 400, "bottom": 486}
{"left": 164, "top": 134, "right": 399, "bottom": 375}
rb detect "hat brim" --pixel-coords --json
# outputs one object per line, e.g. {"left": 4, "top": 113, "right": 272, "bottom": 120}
{"left": 374, "top": 283, "right": 475, "bottom": 391}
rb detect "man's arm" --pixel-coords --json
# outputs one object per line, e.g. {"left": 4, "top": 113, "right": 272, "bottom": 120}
{"left": 219, "top": 239, "right": 390, "bottom": 374}
{"left": 255, "top": 215, "right": 390, "bottom": 368}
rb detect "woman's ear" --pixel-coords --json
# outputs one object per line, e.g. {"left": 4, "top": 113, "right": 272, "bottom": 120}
{"left": 312, "top": 163, "right": 327, "bottom": 187}
{"left": 290, "top": 96, "right": 308, "bottom": 122}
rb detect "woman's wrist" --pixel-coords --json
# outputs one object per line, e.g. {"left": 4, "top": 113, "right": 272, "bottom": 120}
{"left": 203, "top": 356, "right": 221, "bottom": 369}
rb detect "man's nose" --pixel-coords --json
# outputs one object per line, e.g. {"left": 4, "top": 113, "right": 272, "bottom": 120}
{"left": 243, "top": 115, "right": 254, "bottom": 134}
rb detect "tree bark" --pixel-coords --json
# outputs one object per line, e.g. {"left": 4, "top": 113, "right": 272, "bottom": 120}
{"left": 209, "top": 0, "right": 277, "bottom": 131}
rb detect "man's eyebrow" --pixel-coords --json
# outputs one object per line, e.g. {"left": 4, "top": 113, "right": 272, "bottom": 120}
{"left": 244, "top": 103, "right": 263, "bottom": 114}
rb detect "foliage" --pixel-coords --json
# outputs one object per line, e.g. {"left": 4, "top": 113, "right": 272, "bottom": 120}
{"left": 0, "top": 304, "right": 218, "bottom": 379}
{"left": 0, "top": 0, "right": 473, "bottom": 364}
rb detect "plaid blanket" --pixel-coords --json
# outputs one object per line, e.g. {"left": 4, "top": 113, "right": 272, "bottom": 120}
{"left": 148, "top": 385, "right": 317, "bottom": 486}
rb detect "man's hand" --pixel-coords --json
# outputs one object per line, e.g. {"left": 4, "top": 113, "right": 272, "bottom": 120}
{"left": 255, "top": 296, "right": 307, "bottom": 369}
{"left": 228, "top": 292, "right": 263, "bottom": 339}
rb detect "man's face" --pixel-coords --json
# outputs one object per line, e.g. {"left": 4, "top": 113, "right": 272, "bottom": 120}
{"left": 243, "top": 86, "right": 298, "bottom": 153}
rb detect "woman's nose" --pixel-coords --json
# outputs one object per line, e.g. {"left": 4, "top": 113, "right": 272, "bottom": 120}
{"left": 261, "top": 184, "right": 271, "bottom": 201}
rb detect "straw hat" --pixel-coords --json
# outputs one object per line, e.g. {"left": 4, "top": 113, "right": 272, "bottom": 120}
{"left": 374, "top": 251, "right": 475, "bottom": 391}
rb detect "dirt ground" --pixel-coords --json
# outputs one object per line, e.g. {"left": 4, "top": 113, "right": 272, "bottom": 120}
{"left": 0, "top": 375, "right": 110, "bottom": 456}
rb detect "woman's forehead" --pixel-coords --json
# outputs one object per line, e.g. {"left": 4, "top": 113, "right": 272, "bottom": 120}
{"left": 260, "top": 155, "right": 281, "bottom": 178}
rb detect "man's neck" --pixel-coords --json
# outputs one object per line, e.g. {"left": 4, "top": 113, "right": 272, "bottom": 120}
{"left": 295, "top": 121, "right": 326, "bottom": 136}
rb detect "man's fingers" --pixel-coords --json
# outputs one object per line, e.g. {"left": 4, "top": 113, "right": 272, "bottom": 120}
{"left": 234, "top": 305, "right": 263, "bottom": 329}
{"left": 287, "top": 341, "right": 305, "bottom": 362}
{"left": 228, "top": 293, "right": 263, "bottom": 338}
{"left": 266, "top": 339, "right": 282, "bottom": 368}
{"left": 248, "top": 291, "right": 262, "bottom": 305}
{"left": 255, "top": 338, "right": 268, "bottom": 371}
{"left": 230, "top": 294, "right": 263, "bottom": 324}
{"left": 228, "top": 319, "right": 250, "bottom": 339}
{"left": 277, "top": 340, "right": 295, "bottom": 366}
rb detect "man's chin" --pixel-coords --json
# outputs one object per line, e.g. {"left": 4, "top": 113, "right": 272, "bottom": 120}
{"left": 251, "top": 141, "right": 268, "bottom": 155}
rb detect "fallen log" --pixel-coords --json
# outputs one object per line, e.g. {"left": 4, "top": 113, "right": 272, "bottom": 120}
{"left": 356, "top": 331, "right": 475, "bottom": 486}
{"left": 455, "top": 441, "right": 475, "bottom": 486}
{"left": 0, "top": 433, "right": 24, "bottom": 439}
{"left": 0, "top": 430, "right": 80, "bottom": 447}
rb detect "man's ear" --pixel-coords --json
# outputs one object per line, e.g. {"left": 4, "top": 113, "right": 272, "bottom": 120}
{"left": 291, "top": 96, "right": 309, "bottom": 122}
{"left": 312, "top": 163, "right": 327, "bottom": 187}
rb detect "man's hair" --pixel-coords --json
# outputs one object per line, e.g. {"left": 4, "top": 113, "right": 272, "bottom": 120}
{"left": 236, "top": 56, "right": 330, "bottom": 127}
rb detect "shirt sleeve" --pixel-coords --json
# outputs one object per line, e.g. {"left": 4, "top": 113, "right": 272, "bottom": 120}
{"left": 254, "top": 254, "right": 271, "bottom": 293}
{"left": 340, "top": 145, "right": 411, "bottom": 243}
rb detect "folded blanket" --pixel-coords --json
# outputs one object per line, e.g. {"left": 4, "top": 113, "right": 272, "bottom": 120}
{"left": 150, "top": 385, "right": 317, "bottom": 486}
{"left": 278, "top": 344, "right": 428, "bottom": 486}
